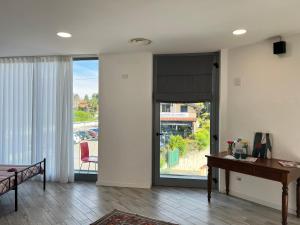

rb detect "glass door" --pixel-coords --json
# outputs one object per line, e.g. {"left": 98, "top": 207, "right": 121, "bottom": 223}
{"left": 159, "top": 102, "right": 211, "bottom": 179}
{"left": 73, "top": 58, "right": 99, "bottom": 181}
{"left": 152, "top": 53, "right": 219, "bottom": 188}
{"left": 154, "top": 101, "right": 216, "bottom": 188}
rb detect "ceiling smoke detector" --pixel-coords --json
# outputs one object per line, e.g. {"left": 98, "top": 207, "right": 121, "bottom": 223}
{"left": 129, "top": 38, "right": 152, "bottom": 46}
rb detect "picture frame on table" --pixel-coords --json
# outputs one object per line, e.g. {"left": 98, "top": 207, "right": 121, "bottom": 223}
{"left": 252, "top": 132, "right": 272, "bottom": 159}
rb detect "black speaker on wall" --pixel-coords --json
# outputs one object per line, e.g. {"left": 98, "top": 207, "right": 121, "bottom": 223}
{"left": 273, "top": 41, "right": 286, "bottom": 55}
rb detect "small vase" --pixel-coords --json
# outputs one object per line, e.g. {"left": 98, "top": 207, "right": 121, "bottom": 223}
{"left": 227, "top": 143, "right": 234, "bottom": 155}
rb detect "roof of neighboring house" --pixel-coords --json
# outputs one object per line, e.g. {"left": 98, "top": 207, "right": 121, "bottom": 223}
{"left": 78, "top": 100, "right": 88, "bottom": 107}
{"left": 160, "top": 117, "right": 197, "bottom": 122}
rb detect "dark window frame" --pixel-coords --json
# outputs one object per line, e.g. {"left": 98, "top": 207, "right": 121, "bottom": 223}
{"left": 161, "top": 103, "right": 171, "bottom": 112}
{"left": 180, "top": 105, "right": 188, "bottom": 112}
{"left": 152, "top": 52, "right": 220, "bottom": 188}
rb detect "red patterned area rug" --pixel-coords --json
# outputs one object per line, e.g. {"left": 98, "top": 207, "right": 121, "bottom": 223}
{"left": 91, "top": 209, "right": 178, "bottom": 225}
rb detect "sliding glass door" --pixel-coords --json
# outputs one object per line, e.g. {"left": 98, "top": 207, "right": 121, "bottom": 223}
{"left": 153, "top": 53, "right": 219, "bottom": 188}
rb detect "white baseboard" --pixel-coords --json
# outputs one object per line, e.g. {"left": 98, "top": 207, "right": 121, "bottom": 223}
{"left": 96, "top": 180, "right": 151, "bottom": 189}
{"left": 220, "top": 189, "right": 297, "bottom": 216}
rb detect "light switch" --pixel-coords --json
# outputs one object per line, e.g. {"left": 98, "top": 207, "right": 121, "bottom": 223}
{"left": 234, "top": 77, "right": 241, "bottom": 86}
{"left": 121, "top": 74, "right": 128, "bottom": 79}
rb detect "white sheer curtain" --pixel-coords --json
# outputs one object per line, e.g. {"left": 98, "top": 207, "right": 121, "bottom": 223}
{"left": 0, "top": 56, "right": 74, "bottom": 182}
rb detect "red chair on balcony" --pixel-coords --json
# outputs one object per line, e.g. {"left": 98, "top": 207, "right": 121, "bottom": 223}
{"left": 79, "top": 142, "right": 98, "bottom": 173}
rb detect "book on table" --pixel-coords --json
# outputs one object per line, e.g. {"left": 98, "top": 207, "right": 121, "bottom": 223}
{"left": 278, "top": 160, "right": 300, "bottom": 168}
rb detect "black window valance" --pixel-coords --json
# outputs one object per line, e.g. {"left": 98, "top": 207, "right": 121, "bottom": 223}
{"left": 153, "top": 53, "right": 219, "bottom": 102}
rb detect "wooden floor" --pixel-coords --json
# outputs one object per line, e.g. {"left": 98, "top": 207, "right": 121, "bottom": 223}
{"left": 0, "top": 182, "right": 299, "bottom": 225}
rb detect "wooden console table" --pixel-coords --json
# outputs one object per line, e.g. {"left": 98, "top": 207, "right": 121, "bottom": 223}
{"left": 206, "top": 152, "right": 300, "bottom": 225}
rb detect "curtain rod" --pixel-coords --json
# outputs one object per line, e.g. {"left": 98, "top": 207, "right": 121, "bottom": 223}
{"left": 0, "top": 54, "right": 98, "bottom": 59}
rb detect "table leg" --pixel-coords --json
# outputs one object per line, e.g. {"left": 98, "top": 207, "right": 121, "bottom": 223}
{"left": 282, "top": 184, "right": 288, "bottom": 225}
{"left": 297, "top": 178, "right": 300, "bottom": 218}
{"left": 208, "top": 165, "right": 212, "bottom": 203}
{"left": 225, "top": 169, "right": 230, "bottom": 195}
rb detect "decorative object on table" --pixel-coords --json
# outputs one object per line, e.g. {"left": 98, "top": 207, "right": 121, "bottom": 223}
{"left": 232, "top": 138, "right": 249, "bottom": 159}
{"left": 234, "top": 150, "right": 241, "bottom": 159}
{"left": 227, "top": 140, "right": 234, "bottom": 155}
{"left": 90, "top": 209, "right": 178, "bottom": 225}
{"left": 252, "top": 132, "right": 272, "bottom": 159}
{"left": 278, "top": 161, "right": 300, "bottom": 168}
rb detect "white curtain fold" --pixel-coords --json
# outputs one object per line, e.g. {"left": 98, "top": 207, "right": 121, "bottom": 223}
{"left": 0, "top": 56, "right": 74, "bottom": 182}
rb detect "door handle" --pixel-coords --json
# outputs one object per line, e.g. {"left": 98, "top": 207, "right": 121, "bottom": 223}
{"left": 213, "top": 135, "right": 218, "bottom": 141}
{"left": 213, "top": 178, "right": 218, "bottom": 184}
{"left": 156, "top": 132, "right": 163, "bottom": 136}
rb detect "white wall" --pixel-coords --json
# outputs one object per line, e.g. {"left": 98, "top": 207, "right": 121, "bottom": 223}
{"left": 221, "top": 34, "right": 300, "bottom": 214}
{"left": 97, "top": 52, "right": 152, "bottom": 188}
{"left": 96, "top": 37, "right": 300, "bottom": 212}
{"left": 219, "top": 49, "right": 229, "bottom": 190}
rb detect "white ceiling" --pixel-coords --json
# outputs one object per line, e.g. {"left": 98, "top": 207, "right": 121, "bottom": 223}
{"left": 1, "top": 0, "right": 300, "bottom": 57}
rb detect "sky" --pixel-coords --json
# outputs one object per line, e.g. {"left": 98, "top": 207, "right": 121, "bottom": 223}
{"left": 73, "top": 60, "right": 98, "bottom": 98}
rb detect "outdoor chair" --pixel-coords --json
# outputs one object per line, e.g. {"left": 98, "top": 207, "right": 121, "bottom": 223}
{"left": 79, "top": 142, "right": 98, "bottom": 173}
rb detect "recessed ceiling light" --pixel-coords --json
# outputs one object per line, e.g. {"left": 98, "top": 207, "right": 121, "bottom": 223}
{"left": 233, "top": 29, "right": 247, "bottom": 36}
{"left": 57, "top": 32, "right": 72, "bottom": 38}
{"left": 129, "top": 38, "right": 152, "bottom": 46}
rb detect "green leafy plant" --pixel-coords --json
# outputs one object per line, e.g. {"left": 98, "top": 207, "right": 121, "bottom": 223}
{"left": 194, "top": 128, "right": 210, "bottom": 150}
{"left": 74, "top": 110, "right": 97, "bottom": 122}
{"left": 168, "top": 135, "right": 187, "bottom": 156}
{"left": 160, "top": 157, "right": 166, "bottom": 168}
{"left": 198, "top": 114, "right": 210, "bottom": 130}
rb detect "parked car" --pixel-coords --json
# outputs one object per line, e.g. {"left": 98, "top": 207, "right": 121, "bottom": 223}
{"left": 73, "top": 133, "right": 81, "bottom": 144}
{"left": 88, "top": 127, "right": 99, "bottom": 138}
{"left": 88, "top": 129, "right": 97, "bottom": 138}
{"left": 89, "top": 127, "right": 99, "bottom": 135}
{"left": 75, "top": 131, "right": 91, "bottom": 140}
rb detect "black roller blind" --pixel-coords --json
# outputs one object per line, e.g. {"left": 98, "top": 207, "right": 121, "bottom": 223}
{"left": 154, "top": 53, "right": 219, "bottom": 102}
